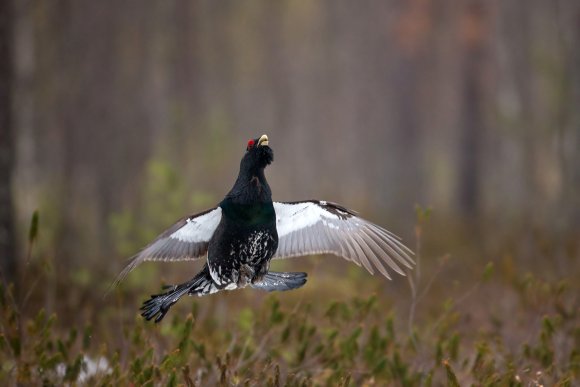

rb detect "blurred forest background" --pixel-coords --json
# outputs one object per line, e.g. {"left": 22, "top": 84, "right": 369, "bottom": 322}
{"left": 2, "top": 0, "right": 580, "bottom": 276}
{"left": 0, "top": 0, "right": 579, "bottom": 385}
{"left": 2, "top": 0, "right": 579, "bottom": 280}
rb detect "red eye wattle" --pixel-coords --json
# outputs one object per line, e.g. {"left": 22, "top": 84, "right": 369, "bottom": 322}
{"left": 247, "top": 139, "right": 255, "bottom": 150}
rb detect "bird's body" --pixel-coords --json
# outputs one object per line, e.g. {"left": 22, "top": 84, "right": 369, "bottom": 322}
{"left": 209, "top": 200, "right": 278, "bottom": 290}
{"left": 207, "top": 137, "right": 278, "bottom": 290}
{"left": 114, "top": 134, "right": 414, "bottom": 322}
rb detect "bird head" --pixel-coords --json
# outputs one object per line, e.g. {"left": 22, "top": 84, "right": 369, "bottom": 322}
{"left": 241, "top": 134, "right": 274, "bottom": 171}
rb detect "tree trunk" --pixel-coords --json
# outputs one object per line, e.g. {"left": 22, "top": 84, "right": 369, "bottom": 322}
{"left": 566, "top": 6, "right": 580, "bottom": 230}
{"left": 458, "top": 2, "right": 488, "bottom": 219}
{"left": 0, "top": 0, "right": 16, "bottom": 283}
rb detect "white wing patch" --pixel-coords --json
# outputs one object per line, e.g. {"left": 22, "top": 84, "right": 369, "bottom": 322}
{"left": 111, "top": 207, "right": 222, "bottom": 289}
{"left": 276, "top": 202, "right": 335, "bottom": 238}
{"left": 171, "top": 209, "right": 222, "bottom": 243}
{"left": 273, "top": 201, "right": 414, "bottom": 280}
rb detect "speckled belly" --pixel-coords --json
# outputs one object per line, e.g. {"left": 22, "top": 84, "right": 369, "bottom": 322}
{"left": 209, "top": 230, "right": 277, "bottom": 289}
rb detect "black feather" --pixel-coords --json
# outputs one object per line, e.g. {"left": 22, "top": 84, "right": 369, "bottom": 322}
{"left": 140, "top": 266, "right": 215, "bottom": 323}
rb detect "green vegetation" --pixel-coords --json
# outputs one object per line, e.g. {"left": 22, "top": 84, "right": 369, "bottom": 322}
{"left": 1, "top": 210, "right": 578, "bottom": 386}
{"left": 1, "top": 270, "right": 577, "bottom": 385}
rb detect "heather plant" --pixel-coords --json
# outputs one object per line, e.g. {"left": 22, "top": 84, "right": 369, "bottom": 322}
{"left": 0, "top": 212, "right": 577, "bottom": 386}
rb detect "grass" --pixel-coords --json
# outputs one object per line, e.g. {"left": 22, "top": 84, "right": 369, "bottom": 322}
{"left": 0, "top": 213, "right": 578, "bottom": 386}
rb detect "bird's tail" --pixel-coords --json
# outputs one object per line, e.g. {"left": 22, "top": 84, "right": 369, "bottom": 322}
{"left": 141, "top": 270, "right": 306, "bottom": 322}
{"left": 141, "top": 266, "right": 217, "bottom": 323}
{"left": 250, "top": 271, "right": 308, "bottom": 292}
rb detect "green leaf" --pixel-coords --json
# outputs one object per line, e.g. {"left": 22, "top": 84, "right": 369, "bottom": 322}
{"left": 166, "top": 370, "right": 177, "bottom": 387}
{"left": 482, "top": 262, "right": 494, "bottom": 282}
{"left": 443, "top": 360, "right": 460, "bottom": 387}
{"left": 83, "top": 325, "right": 92, "bottom": 350}
{"left": 28, "top": 210, "right": 39, "bottom": 245}
{"left": 9, "top": 336, "right": 21, "bottom": 357}
{"left": 238, "top": 308, "right": 254, "bottom": 332}
{"left": 414, "top": 204, "right": 432, "bottom": 223}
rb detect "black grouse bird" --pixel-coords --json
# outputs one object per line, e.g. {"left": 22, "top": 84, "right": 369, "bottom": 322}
{"left": 114, "top": 134, "right": 414, "bottom": 322}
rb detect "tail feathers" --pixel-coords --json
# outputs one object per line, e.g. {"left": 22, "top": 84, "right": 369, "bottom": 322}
{"left": 141, "top": 283, "right": 192, "bottom": 323}
{"left": 141, "top": 267, "right": 216, "bottom": 323}
{"left": 141, "top": 270, "right": 307, "bottom": 322}
{"left": 251, "top": 271, "right": 308, "bottom": 292}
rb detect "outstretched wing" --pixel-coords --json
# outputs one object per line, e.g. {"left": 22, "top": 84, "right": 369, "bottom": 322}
{"left": 111, "top": 207, "right": 222, "bottom": 288}
{"left": 273, "top": 201, "right": 414, "bottom": 279}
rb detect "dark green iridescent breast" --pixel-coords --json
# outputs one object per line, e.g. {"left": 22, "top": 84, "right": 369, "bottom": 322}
{"left": 220, "top": 200, "right": 276, "bottom": 226}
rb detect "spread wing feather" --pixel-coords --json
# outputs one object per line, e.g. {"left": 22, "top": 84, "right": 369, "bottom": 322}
{"left": 111, "top": 207, "right": 222, "bottom": 288}
{"left": 273, "top": 201, "right": 414, "bottom": 279}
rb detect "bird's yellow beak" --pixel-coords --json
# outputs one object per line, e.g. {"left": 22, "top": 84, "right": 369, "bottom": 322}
{"left": 258, "top": 134, "right": 269, "bottom": 146}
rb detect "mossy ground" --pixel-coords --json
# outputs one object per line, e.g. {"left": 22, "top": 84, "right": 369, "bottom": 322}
{"left": 1, "top": 214, "right": 578, "bottom": 386}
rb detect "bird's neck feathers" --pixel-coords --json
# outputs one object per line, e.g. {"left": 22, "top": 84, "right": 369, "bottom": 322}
{"left": 225, "top": 166, "right": 272, "bottom": 204}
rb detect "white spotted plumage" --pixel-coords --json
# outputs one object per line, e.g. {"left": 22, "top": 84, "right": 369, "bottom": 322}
{"left": 208, "top": 229, "right": 276, "bottom": 288}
